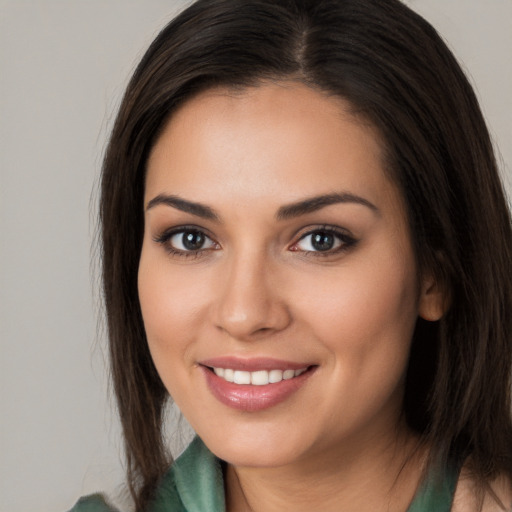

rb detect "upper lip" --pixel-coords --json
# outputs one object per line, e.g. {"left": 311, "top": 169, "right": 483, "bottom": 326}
{"left": 199, "top": 356, "right": 314, "bottom": 372}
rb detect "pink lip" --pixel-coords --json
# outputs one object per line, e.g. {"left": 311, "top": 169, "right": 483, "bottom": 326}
{"left": 199, "top": 357, "right": 316, "bottom": 412}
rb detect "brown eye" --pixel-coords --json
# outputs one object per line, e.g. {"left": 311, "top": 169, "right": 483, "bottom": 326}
{"left": 311, "top": 232, "right": 337, "bottom": 251}
{"left": 182, "top": 231, "right": 205, "bottom": 250}
{"left": 296, "top": 230, "right": 342, "bottom": 252}
{"left": 290, "top": 227, "right": 358, "bottom": 256}
{"left": 169, "top": 229, "right": 216, "bottom": 251}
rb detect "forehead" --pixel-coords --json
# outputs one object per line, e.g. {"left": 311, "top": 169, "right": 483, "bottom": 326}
{"left": 145, "top": 82, "right": 397, "bottom": 213}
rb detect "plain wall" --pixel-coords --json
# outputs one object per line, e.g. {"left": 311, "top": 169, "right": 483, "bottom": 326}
{"left": 0, "top": 1, "right": 510, "bottom": 511}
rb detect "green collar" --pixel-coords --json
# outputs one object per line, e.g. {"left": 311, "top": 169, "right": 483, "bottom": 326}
{"left": 406, "top": 459, "right": 459, "bottom": 512}
{"left": 149, "top": 436, "right": 225, "bottom": 512}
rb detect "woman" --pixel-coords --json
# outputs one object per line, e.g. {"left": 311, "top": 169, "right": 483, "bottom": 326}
{"left": 72, "top": 0, "right": 512, "bottom": 510}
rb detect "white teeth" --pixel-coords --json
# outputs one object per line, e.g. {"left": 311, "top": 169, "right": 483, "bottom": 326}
{"left": 251, "top": 370, "right": 269, "bottom": 386}
{"left": 212, "top": 367, "right": 308, "bottom": 385}
{"left": 268, "top": 369, "right": 283, "bottom": 383}
{"left": 283, "top": 369, "right": 295, "bottom": 380}
{"left": 233, "top": 370, "right": 251, "bottom": 384}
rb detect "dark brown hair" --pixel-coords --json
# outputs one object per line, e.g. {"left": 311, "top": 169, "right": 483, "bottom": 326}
{"left": 100, "top": 0, "right": 512, "bottom": 509}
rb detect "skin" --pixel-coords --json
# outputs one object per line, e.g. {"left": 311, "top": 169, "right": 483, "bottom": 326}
{"left": 138, "top": 82, "right": 446, "bottom": 511}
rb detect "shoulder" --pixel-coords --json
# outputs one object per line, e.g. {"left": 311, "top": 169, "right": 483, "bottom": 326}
{"left": 67, "top": 494, "right": 119, "bottom": 512}
{"left": 452, "top": 471, "right": 512, "bottom": 512}
{"left": 69, "top": 437, "right": 222, "bottom": 512}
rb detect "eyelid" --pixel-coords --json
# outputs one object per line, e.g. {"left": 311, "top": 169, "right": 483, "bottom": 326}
{"left": 152, "top": 224, "right": 211, "bottom": 242}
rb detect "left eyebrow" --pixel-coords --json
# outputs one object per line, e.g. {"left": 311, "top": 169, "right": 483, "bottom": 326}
{"left": 276, "top": 192, "right": 379, "bottom": 220}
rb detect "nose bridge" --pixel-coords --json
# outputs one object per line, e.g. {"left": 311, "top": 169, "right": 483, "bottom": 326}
{"left": 214, "top": 245, "right": 290, "bottom": 339}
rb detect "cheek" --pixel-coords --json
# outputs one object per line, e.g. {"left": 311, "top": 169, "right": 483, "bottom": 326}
{"left": 137, "top": 252, "right": 208, "bottom": 366}
{"left": 297, "top": 259, "right": 419, "bottom": 426}
{"left": 294, "top": 250, "right": 420, "bottom": 373}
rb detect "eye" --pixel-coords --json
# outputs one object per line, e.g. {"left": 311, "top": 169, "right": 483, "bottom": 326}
{"left": 170, "top": 230, "right": 216, "bottom": 251}
{"left": 154, "top": 227, "right": 218, "bottom": 256}
{"left": 297, "top": 231, "right": 341, "bottom": 252}
{"left": 290, "top": 227, "right": 357, "bottom": 255}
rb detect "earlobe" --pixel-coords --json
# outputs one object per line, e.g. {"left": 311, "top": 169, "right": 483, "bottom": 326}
{"left": 418, "top": 275, "right": 449, "bottom": 322}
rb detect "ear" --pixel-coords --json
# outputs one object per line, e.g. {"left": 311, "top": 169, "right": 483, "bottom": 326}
{"left": 418, "top": 274, "right": 449, "bottom": 322}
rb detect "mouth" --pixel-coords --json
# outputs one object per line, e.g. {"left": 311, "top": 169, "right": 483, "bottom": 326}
{"left": 199, "top": 358, "right": 317, "bottom": 412}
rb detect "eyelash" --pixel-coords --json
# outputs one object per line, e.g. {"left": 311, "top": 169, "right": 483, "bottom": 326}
{"left": 153, "top": 225, "right": 358, "bottom": 259}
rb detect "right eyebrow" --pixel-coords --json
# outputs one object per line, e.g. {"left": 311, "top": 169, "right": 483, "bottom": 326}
{"left": 145, "top": 194, "right": 220, "bottom": 221}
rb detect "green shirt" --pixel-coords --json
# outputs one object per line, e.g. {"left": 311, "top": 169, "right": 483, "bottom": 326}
{"left": 69, "top": 437, "right": 458, "bottom": 512}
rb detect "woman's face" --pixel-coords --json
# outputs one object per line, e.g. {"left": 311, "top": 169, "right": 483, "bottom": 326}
{"left": 139, "top": 83, "right": 438, "bottom": 469}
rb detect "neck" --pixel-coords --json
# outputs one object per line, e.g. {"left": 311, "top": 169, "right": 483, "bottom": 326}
{"left": 225, "top": 423, "right": 426, "bottom": 512}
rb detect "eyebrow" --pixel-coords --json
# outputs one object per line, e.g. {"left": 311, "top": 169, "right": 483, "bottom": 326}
{"left": 145, "top": 191, "right": 379, "bottom": 221}
{"left": 146, "top": 194, "right": 220, "bottom": 221}
{"left": 276, "top": 192, "right": 379, "bottom": 220}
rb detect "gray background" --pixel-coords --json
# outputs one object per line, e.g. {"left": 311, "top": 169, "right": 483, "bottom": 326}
{"left": 1, "top": 1, "right": 510, "bottom": 511}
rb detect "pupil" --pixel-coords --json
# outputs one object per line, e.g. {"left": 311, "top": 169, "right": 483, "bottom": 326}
{"left": 312, "top": 232, "right": 334, "bottom": 251}
{"left": 183, "top": 231, "right": 204, "bottom": 250}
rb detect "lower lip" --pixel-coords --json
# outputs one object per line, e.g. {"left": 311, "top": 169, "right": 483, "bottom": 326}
{"left": 201, "top": 366, "right": 315, "bottom": 412}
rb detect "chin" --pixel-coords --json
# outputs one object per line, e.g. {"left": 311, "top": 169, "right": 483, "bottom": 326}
{"left": 196, "top": 421, "right": 311, "bottom": 468}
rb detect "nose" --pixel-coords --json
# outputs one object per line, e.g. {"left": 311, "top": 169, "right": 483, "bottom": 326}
{"left": 213, "top": 251, "right": 292, "bottom": 340}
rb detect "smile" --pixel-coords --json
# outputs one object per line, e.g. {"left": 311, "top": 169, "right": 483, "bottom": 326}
{"left": 200, "top": 359, "right": 316, "bottom": 412}
{"left": 212, "top": 367, "right": 308, "bottom": 385}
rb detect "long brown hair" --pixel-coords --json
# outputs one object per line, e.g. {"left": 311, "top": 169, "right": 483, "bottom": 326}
{"left": 100, "top": 0, "right": 512, "bottom": 509}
